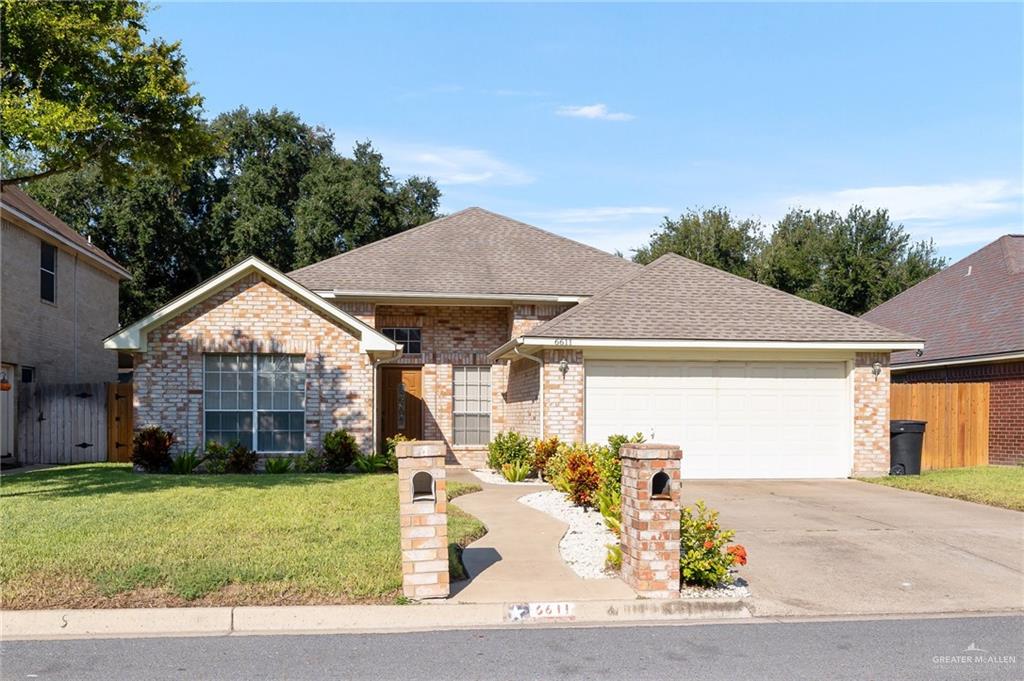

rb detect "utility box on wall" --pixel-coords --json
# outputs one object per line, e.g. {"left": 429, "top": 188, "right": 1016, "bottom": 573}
{"left": 396, "top": 440, "right": 449, "bottom": 600}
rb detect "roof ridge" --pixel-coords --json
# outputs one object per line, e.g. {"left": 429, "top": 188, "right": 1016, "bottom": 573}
{"left": 288, "top": 207, "right": 479, "bottom": 278}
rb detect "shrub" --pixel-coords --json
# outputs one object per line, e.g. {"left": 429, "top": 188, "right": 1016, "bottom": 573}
{"left": 169, "top": 447, "right": 201, "bottom": 475}
{"left": 605, "top": 543, "right": 622, "bottom": 571}
{"left": 202, "top": 441, "right": 230, "bottom": 474}
{"left": 532, "top": 436, "right": 560, "bottom": 478}
{"left": 501, "top": 460, "right": 532, "bottom": 482}
{"left": 131, "top": 426, "right": 175, "bottom": 473}
{"left": 264, "top": 457, "right": 293, "bottom": 474}
{"left": 543, "top": 441, "right": 572, "bottom": 489}
{"left": 487, "top": 431, "right": 533, "bottom": 471}
{"left": 384, "top": 434, "right": 409, "bottom": 472}
{"left": 293, "top": 448, "right": 326, "bottom": 473}
{"left": 680, "top": 500, "right": 743, "bottom": 587}
{"left": 564, "top": 448, "right": 600, "bottom": 507}
{"left": 607, "top": 432, "right": 645, "bottom": 458}
{"left": 322, "top": 429, "right": 360, "bottom": 472}
{"left": 353, "top": 452, "right": 389, "bottom": 473}
{"left": 202, "top": 441, "right": 257, "bottom": 474}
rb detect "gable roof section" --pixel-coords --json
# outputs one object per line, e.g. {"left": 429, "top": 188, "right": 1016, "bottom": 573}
{"left": 862, "top": 235, "right": 1024, "bottom": 366}
{"left": 511, "top": 253, "right": 920, "bottom": 348}
{"left": 289, "top": 207, "right": 640, "bottom": 297}
{"left": 1, "top": 184, "right": 130, "bottom": 280}
{"left": 104, "top": 256, "right": 399, "bottom": 354}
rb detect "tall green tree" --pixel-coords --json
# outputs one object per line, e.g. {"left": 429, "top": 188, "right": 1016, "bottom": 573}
{"left": 1, "top": 0, "right": 209, "bottom": 185}
{"left": 632, "top": 207, "right": 764, "bottom": 279}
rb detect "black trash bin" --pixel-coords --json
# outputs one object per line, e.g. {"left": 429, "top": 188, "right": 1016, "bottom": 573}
{"left": 890, "top": 420, "right": 926, "bottom": 475}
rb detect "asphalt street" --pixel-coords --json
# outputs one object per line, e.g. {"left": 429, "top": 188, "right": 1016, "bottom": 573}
{"left": 2, "top": 615, "right": 1021, "bottom": 681}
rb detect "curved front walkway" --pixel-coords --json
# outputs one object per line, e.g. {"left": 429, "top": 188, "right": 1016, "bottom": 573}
{"left": 448, "top": 468, "right": 635, "bottom": 603}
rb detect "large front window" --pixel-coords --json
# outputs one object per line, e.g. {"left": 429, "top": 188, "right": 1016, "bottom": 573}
{"left": 204, "top": 354, "right": 306, "bottom": 452}
{"left": 453, "top": 366, "right": 490, "bottom": 445}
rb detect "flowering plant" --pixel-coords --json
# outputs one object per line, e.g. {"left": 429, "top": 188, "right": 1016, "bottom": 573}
{"left": 680, "top": 500, "right": 745, "bottom": 587}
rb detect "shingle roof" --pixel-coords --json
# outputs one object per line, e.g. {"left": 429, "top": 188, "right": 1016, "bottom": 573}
{"left": 289, "top": 207, "right": 639, "bottom": 296}
{"left": 862, "top": 235, "right": 1024, "bottom": 365}
{"left": 1, "top": 184, "right": 128, "bottom": 277}
{"left": 529, "top": 253, "right": 919, "bottom": 343}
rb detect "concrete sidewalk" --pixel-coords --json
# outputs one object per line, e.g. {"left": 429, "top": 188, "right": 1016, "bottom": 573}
{"left": 449, "top": 469, "right": 635, "bottom": 603}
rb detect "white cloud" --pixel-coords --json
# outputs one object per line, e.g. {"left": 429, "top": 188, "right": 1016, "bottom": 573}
{"left": 555, "top": 103, "right": 635, "bottom": 121}
{"left": 382, "top": 143, "right": 534, "bottom": 186}
{"left": 527, "top": 206, "right": 668, "bottom": 224}
{"left": 782, "top": 179, "right": 1022, "bottom": 223}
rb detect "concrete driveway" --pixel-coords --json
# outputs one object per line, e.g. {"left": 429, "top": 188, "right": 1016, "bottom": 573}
{"left": 683, "top": 479, "right": 1024, "bottom": 617}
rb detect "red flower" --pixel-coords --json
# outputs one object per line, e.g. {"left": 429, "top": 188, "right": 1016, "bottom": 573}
{"left": 726, "top": 544, "right": 748, "bottom": 566}
{"left": 703, "top": 540, "right": 714, "bottom": 550}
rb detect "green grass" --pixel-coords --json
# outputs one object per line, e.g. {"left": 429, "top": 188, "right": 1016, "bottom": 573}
{"left": 0, "top": 464, "right": 485, "bottom": 609}
{"left": 859, "top": 466, "right": 1024, "bottom": 511}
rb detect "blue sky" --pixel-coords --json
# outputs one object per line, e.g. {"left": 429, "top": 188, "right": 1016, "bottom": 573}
{"left": 148, "top": 2, "right": 1023, "bottom": 262}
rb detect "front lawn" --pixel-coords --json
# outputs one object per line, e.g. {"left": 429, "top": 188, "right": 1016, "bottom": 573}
{"left": 0, "top": 464, "right": 484, "bottom": 609}
{"left": 859, "top": 466, "right": 1024, "bottom": 511}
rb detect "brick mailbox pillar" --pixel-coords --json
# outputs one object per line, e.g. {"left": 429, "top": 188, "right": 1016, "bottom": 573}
{"left": 396, "top": 440, "right": 449, "bottom": 600}
{"left": 620, "top": 444, "right": 683, "bottom": 599}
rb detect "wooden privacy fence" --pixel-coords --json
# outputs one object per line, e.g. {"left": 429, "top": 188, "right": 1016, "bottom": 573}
{"left": 16, "top": 382, "right": 134, "bottom": 464}
{"left": 890, "top": 382, "right": 989, "bottom": 469}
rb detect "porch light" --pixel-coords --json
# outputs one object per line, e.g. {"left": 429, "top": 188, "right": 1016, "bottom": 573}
{"left": 558, "top": 359, "right": 569, "bottom": 378}
{"left": 872, "top": 362, "right": 882, "bottom": 380}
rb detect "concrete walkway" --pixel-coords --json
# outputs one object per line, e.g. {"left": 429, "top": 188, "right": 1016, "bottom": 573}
{"left": 448, "top": 468, "right": 635, "bottom": 603}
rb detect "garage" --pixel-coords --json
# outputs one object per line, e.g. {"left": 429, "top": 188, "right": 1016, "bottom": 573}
{"left": 585, "top": 360, "right": 852, "bottom": 479}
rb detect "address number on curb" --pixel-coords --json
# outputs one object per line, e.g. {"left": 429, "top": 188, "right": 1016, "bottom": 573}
{"left": 506, "top": 602, "right": 576, "bottom": 622}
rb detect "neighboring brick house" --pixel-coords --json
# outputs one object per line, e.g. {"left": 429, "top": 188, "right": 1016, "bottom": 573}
{"left": 108, "top": 208, "right": 920, "bottom": 476}
{"left": 863, "top": 235, "right": 1024, "bottom": 465}
{"left": 1, "top": 186, "right": 130, "bottom": 459}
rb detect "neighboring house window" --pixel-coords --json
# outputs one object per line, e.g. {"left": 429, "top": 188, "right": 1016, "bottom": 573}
{"left": 382, "top": 328, "right": 421, "bottom": 354}
{"left": 204, "top": 354, "right": 306, "bottom": 452}
{"left": 20, "top": 366, "right": 35, "bottom": 383}
{"left": 453, "top": 366, "right": 490, "bottom": 445}
{"left": 40, "top": 242, "right": 57, "bottom": 303}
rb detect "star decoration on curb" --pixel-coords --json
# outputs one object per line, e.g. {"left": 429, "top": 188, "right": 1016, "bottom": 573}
{"left": 507, "top": 604, "right": 528, "bottom": 622}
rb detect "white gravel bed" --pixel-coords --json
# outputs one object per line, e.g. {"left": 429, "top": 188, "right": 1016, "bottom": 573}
{"left": 518, "top": 490, "right": 618, "bottom": 579}
{"left": 469, "top": 468, "right": 547, "bottom": 486}
{"left": 680, "top": 576, "right": 750, "bottom": 599}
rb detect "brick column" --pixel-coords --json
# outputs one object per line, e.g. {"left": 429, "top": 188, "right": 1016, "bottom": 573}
{"left": 396, "top": 440, "right": 449, "bottom": 600}
{"left": 620, "top": 444, "right": 682, "bottom": 599}
{"left": 853, "top": 352, "right": 891, "bottom": 476}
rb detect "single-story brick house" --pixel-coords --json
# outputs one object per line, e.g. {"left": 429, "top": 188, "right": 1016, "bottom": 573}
{"left": 106, "top": 208, "right": 921, "bottom": 477}
{"left": 863, "top": 234, "right": 1023, "bottom": 465}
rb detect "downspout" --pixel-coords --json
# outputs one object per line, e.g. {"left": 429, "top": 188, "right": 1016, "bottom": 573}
{"left": 512, "top": 345, "right": 544, "bottom": 439}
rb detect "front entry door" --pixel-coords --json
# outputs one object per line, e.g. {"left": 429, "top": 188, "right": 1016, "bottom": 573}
{"left": 381, "top": 367, "right": 423, "bottom": 449}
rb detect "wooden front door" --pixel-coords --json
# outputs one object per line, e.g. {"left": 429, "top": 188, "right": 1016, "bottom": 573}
{"left": 381, "top": 367, "right": 423, "bottom": 448}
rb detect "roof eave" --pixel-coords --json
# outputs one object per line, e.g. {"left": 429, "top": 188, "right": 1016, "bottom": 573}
{"left": 316, "top": 289, "right": 587, "bottom": 305}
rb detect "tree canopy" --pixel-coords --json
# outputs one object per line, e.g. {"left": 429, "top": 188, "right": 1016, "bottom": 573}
{"left": 1, "top": 0, "right": 208, "bottom": 185}
{"left": 28, "top": 108, "right": 440, "bottom": 323}
{"left": 633, "top": 206, "right": 945, "bottom": 316}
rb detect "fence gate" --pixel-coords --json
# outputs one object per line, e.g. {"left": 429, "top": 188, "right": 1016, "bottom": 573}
{"left": 890, "top": 382, "right": 989, "bottom": 469}
{"left": 107, "top": 383, "right": 134, "bottom": 462}
{"left": 16, "top": 383, "right": 108, "bottom": 464}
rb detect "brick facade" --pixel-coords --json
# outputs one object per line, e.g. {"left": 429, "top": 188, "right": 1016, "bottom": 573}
{"left": 852, "top": 352, "right": 891, "bottom": 475}
{"left": 894, "top": 360, "right": 1024, "bottom": 466}
{"left": 133, "top": 273, "right": 373, "bottom": 453}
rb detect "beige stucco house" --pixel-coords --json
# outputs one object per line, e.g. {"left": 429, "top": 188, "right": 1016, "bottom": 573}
{"left": 107, "top": 208, "right": 921, "bottom": 477}
{"left": 1, "top": 185, "right": 130, "bottom": 458}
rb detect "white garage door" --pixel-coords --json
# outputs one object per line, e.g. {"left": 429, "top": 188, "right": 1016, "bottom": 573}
{"left": 585, "top": 360, "right": 851, "bottom": 479}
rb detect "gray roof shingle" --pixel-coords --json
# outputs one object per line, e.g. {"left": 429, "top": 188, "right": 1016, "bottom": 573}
{"left": 862, "top": 235, "right": 1024, "bottom": 365}
{"left": 529, "top": 253, "right": 919, "bottom": 343}
{"left": 289, "top": 207, "right": 639, "bottom": 296}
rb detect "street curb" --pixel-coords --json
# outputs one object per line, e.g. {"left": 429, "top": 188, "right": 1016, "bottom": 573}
{"left": 1, "top": 598, "right": 750, "bottom": 640}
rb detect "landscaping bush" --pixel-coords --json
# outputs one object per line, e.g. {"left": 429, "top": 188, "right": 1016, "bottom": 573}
{"left": 293, "top": 448, "right": 326, "bottom": 473}
{"left": 169, "top": 447, "right": 201, "bottom": 474}
{"left": 264, "top": 457, "right": 293, "bottom": 474}
{"left": 353, "top": 452, "right": 389, "bottom": 473}
{"left": 203, "top": 441, "right": 258, "bottom": 474}
{"left": 384, "top": 434, "right": 409, "bottom": 472}
{"left": 564, "top": 448, "right": 601, "bottom": 507}
{"left": 501, "top": 460, "right": 532, "bottom": 482}
{"left": 131, "top": 426, "right": 175, "bottom": 473}
{"left": 607, "top": 432, "right": 645, "bottom": 458}
{"left": 487, "top": 431, "right": 533, "bottom": 471}
{"left": 680, "top": 500, "right": 747, "bottom": 587}
{"left": 532, "top": 436, "right": 560, "bottom": 479}
{"left": 322, "top": 429, "right": 360, "bottom": 472}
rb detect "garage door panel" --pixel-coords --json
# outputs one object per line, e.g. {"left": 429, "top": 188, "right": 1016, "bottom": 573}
{"left": 586, "top": 360, "right": 850, "bottom": 479}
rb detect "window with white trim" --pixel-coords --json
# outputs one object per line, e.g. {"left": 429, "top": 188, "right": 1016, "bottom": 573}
{"left": 382, "top": 327, "right": 421, "bottom": 354}
{"left": 40, "top": 241, "right": 57, "bottom": 303}
{"left": 204, "top": 354, "right": 306, "bottom": 452}
{"left": 453, "top": 366, "right": 490, "bottom": 445}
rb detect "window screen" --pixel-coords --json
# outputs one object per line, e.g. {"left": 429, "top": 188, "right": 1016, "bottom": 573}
{"left": 40, "top": 242, "right": 56, "bottom": 303}
{"left": 382, "top": 328, "right": 421, "bottom": 354}
{"left": 453, "top": 366, "right": 490, "bottom": 445}
{"left": 204, "top": 354, "right": 305, "bottom": 452}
